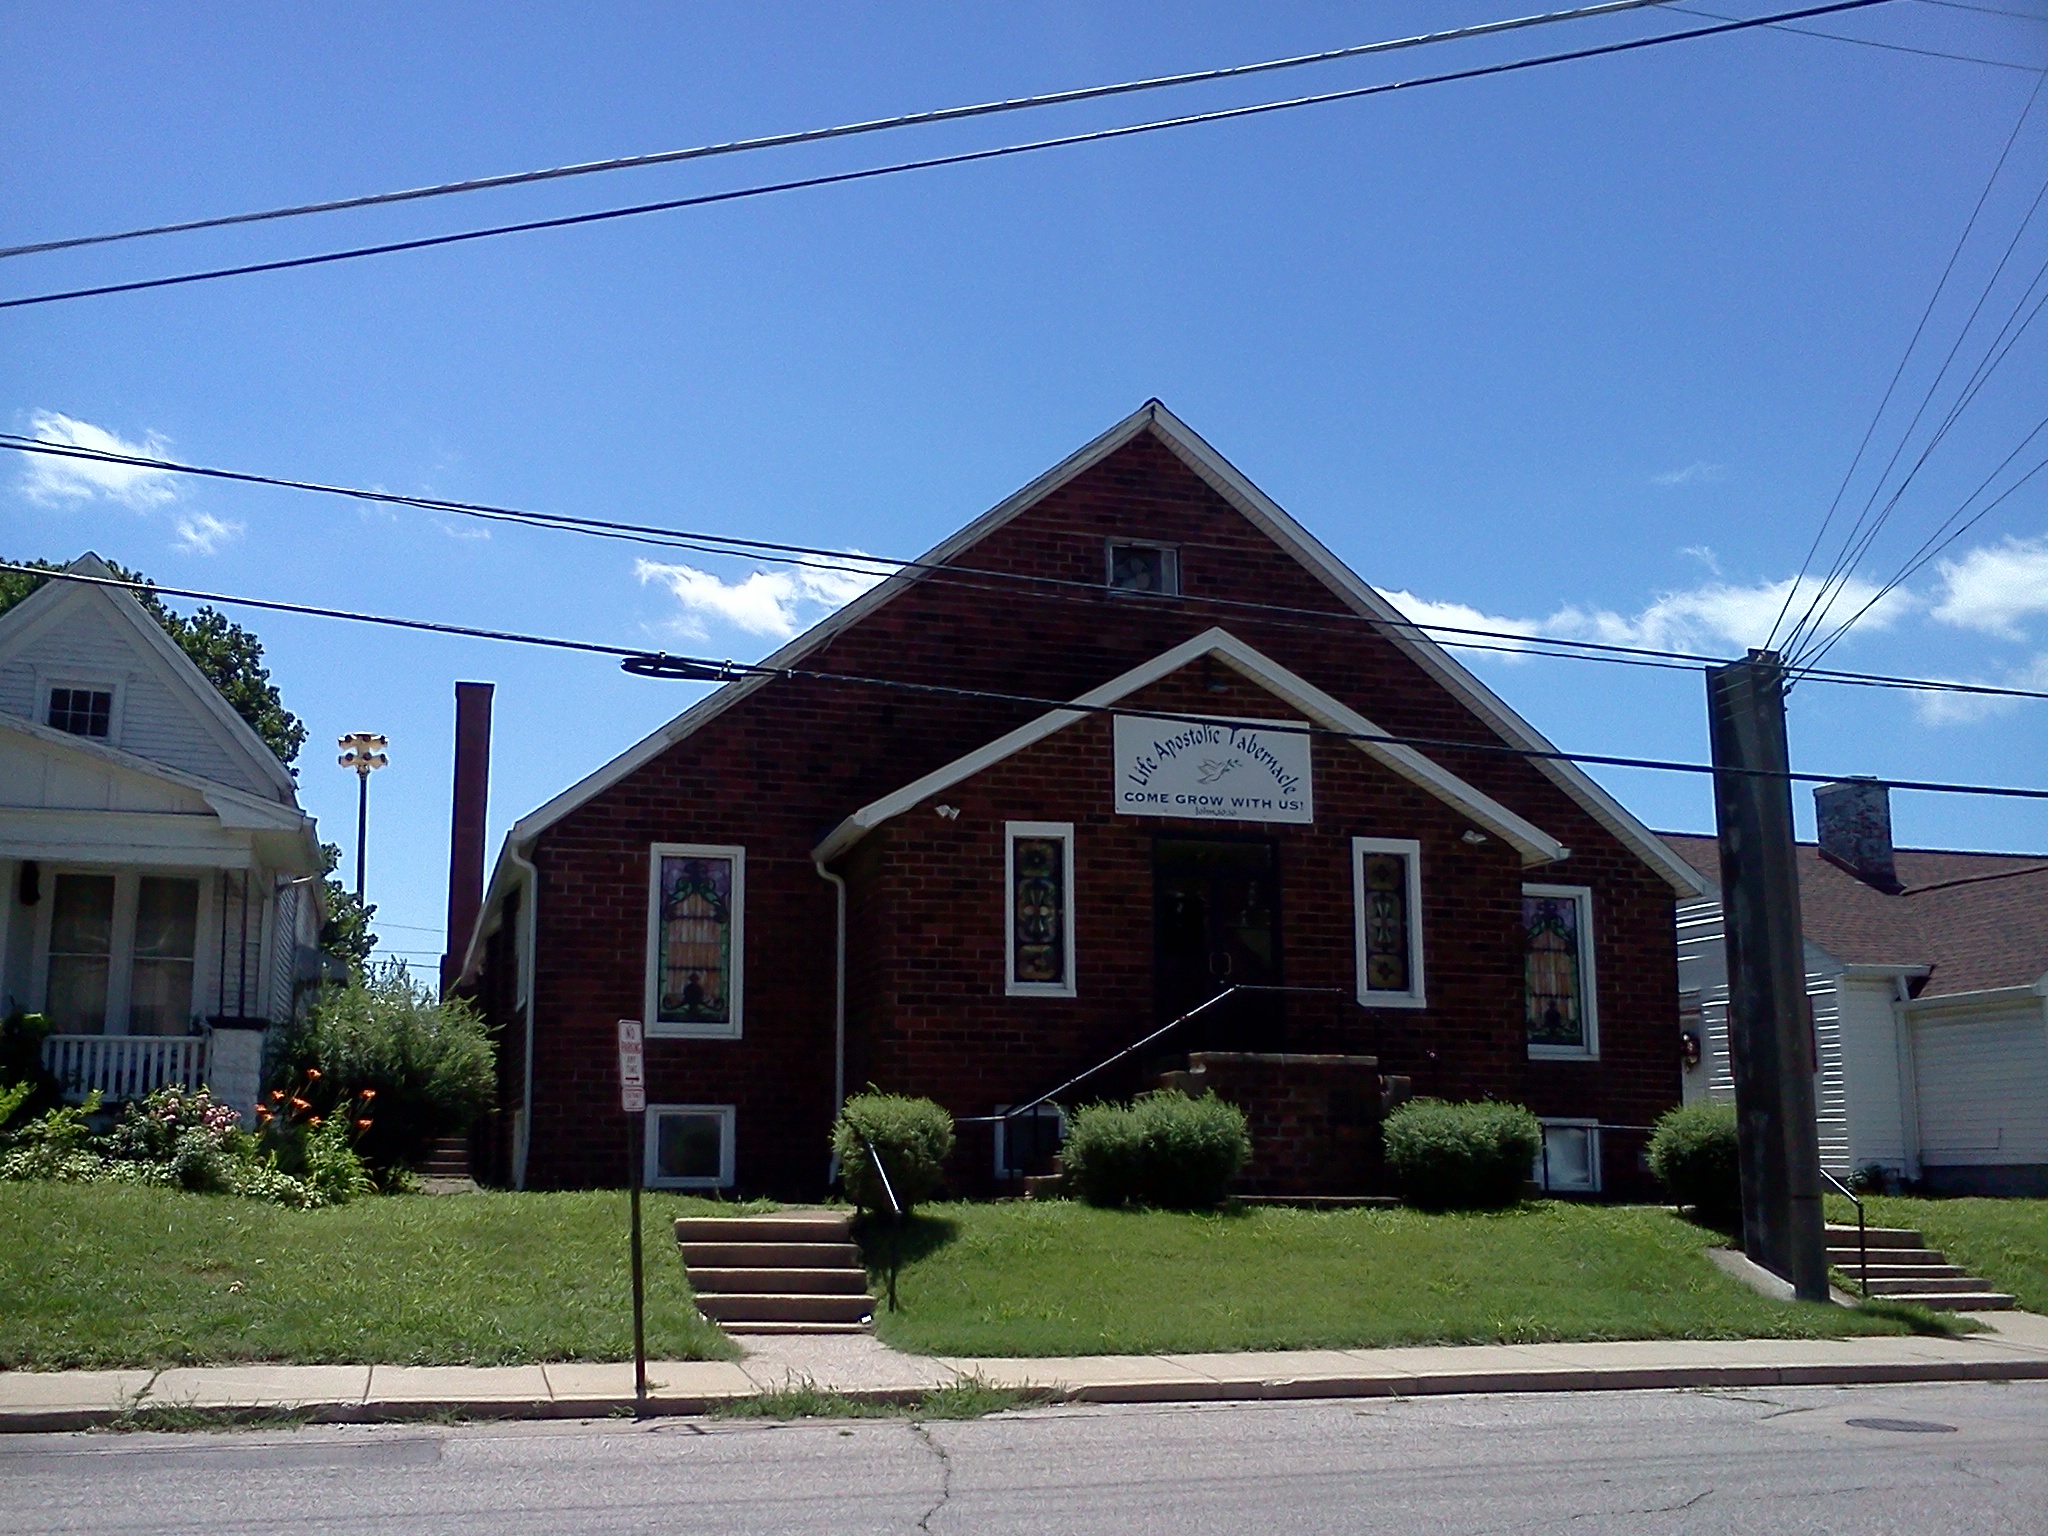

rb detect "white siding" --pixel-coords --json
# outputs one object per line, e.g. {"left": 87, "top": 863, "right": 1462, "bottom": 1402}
{"left": 1836, "top": 977, "right": 1909, "bottom": 1173}
{"left": 1912, "top": 1006, "right": 2048, "bottom": 1167}
{"left": 0, "top": 600, "right": 273, "bottom": 796}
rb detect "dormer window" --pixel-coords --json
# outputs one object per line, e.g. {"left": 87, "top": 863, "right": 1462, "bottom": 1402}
{"left": 1107, "top": 542, "right": 1179, "bottom": 596}
{"left": 48, "top": 687, "right": 113, "bottom": 739}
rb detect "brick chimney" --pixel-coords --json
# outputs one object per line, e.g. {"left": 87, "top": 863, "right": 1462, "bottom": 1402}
{"left": 440, "top": 682, "right": 494, "bottom": 996}
{"left": 1814, "top": 777, "right": 1900, "bottom": 893}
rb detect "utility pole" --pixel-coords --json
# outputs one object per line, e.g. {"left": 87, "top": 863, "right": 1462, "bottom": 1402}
{"left": 338, "top": 732, "right": 390, "bottom": 903}
{"left": 1706, "top": 651, "right": 1828, "bottom": 1302}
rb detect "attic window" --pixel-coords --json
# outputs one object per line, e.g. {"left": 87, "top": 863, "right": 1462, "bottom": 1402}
{"left": 48, "top": 687, "right": 113, "bottom": 738}
{"left": 1107, "top": 542, "right": 1179, "bottom": 596}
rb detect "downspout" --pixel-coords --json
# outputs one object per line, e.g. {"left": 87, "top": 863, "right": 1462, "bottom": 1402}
{"left": 510, "top": 841, "right": 540, "bottom": 1191}
{"left": 814, "top": 861, "right": 847, "bottom": 1117}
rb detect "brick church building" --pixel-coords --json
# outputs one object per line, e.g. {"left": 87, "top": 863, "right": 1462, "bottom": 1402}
{"left": 454, "top": 403, "right": 1704, "bottom": 1199}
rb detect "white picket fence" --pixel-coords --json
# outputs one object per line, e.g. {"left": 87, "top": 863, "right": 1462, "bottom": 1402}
{"left": 41, "top": 1035, "right": 208, "bottom": 1104}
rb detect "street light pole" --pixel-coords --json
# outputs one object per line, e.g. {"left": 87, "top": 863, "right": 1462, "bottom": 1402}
{"left": 337, "top": 732, "right": 390, "bottom": 905}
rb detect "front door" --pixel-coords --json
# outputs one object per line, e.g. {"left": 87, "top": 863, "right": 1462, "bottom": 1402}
{"left": 1153, "top": 838, "right": 1283, "bottom": 1052}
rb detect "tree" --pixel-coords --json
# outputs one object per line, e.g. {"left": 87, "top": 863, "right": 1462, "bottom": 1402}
{"left": 318, "top": 843, "right": 379, "bottom": 972}
{"left": 0, "top": 557, "right": 307, "bottom": 767}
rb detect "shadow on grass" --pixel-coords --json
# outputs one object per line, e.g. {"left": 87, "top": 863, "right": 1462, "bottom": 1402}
{"left": 1848, "top": 1296, "right": 1976, "bottom": 1336}
{"left": 852, "top": 1211, "right": 959, "bottom": 1269}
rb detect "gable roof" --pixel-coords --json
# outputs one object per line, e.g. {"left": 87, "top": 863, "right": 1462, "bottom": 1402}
{"left": 502, "top": 402, "right": 1702, "bottom": 896}
{"left": 813, "top": 628, "right": 1570, "bottom": 866}
{"left": 0, "top": 554, "right": 298, "bottom": 802}
{"left": 1662, "top": 832, "right": 2048, "bottom": 998}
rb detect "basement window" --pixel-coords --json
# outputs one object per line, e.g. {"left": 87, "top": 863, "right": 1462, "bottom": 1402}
{"left": 645, "top": 1104, "right": 735, "bottom": 1189}
{"left": 993, "top": 1103, "right": 1067, "bottom": 1179}
{"left": 1532, "top": 1120, "right": 1601, "bottom": 1193}
{"left": 1106, "top": 542, "right": 1179, "bottom": 596}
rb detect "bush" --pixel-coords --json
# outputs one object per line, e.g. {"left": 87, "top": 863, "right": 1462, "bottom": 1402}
{"left": 1647, "top": 1101, "right": 1742, "bottom": 1229}
{"left": 1062, "top": 1089, "right": 1251, "bottom": 1210}
{"left": 0, "top": 1014, "right": 61, "bottom": 1120}
{"left": 834, "top": 1093, "right": 955, "bottom": 1215}
{"left": 271, "top": 965, "right": 495, "bottom": 1173}
{"left": 1382, "top": 1099, "right": 1542, "bottom": 1212}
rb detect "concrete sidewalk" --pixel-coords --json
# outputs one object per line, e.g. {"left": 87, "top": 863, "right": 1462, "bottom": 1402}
{"left": 6, "top": 1311, "right": 2046, "bottom": 1432}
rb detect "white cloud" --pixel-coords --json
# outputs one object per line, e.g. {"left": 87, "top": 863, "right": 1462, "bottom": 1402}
{"left": 172, "top": 511, "right": 243, "bottom": 555}
{"left": 1679, "top": 544, "right": 1721, "bottom": 575}
{"left": 1386, "top": 574, "right": 1912, "bottom": 662}
{"left": 636, "top": 550, "right": 890, "bottom": 640}
{"left": 1652, "top": 462, "right": 1727, "bottom": 488}
{"left": 1911, "top": 653, "right": 2048, "bottom": 726}
{"left": 1929, "top": 534, "right": 2048, "bottom": 640}
{"left": 19, "top": 411, "right": 178, "bottom": 508}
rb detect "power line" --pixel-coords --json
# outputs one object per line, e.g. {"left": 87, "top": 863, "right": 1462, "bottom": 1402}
{"left": 1664, "top": 0, "right": 2048, "bottom": 64}
{"left": 0, "top": 0, "right": 1896, "bottom": 312}
{"left": 8, "top": 433, "right": 2048, "bottom": 703}
{"left": 0, "top": 0, "right": 1676, "bottom": 264}
{"left": 1768, "top": 66, "right": 2045, "bottom": 652}
{"left": 8, "top": 560, "right": 2047, "bottom": 802}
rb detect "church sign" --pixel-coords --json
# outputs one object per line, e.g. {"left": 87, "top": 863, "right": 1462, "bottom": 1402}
{"left": 1112, "top": 713, "right": 1314, "bottom": 824}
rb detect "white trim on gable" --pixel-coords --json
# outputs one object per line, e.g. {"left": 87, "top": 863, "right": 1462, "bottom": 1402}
{"left": 0, "top": 556, "right": 298, "bottom": 802}
{"left": 811, "top": 629, "right": 1570, "bottom": 868}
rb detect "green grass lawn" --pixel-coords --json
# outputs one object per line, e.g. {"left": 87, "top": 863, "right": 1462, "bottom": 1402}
{"left": 0, "top": 1182, "right": 748, "bottom": 1369}
{"left": 865, "top": 1200, "right": 1918, "bottom": 1358}
{"left": 1827, "top": 1194, "right": 2048, "bottom": 1313}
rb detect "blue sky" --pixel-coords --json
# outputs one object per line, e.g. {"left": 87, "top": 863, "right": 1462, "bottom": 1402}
{"left": 5, "top": 2, "right": 2047, "bottom": 970}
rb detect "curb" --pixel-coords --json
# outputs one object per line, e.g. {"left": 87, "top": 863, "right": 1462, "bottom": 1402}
{"left": 8, "top": 1357, "right": 2048, "bottom": 1432}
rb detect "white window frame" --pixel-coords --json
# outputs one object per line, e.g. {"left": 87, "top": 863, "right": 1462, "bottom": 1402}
{"left": 29, "top": 866, "right": 214, "bottom": 1035}
{"left": 1533, "top": 1118, "right": 1602, "bottom": 1193}
{"left": 643, "top": 1103, "right": 736, "bottom": 1189}
{"left": 1524, "top": 883, "right": 1599, "bottom": 1061}
{"left": 993, "top": 1102, "right": 1069, "bottom": 1177}
{"left": 1351, "top": 836, "right": 1426, "bottom": 1009}
{"left": 1005, "top": 821, "right": 1076, "bottom": 998}
{"left": 1104, "top": 539, "right": 1180, "bottom": 597}
{"left": 38, "top": 675, "right": 125, "bottom": 747}
{"left": 644, "top": 843, "right": 745, "bottom": 1040}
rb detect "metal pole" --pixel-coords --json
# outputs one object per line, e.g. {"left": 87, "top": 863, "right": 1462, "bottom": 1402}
{"left": 354, "top": 768, "right": 369, "bottom": 904}
{"left": 627, "top": 1111, "right": 646, "bottom": 1409}
{"left": 1706, "top": 651, "right": 1828, "bottom": 1303}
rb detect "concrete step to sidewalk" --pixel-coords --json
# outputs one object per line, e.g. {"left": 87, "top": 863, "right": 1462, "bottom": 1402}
{"left": 675, "top": 1211, "right": 852, "bottom": 1245}
{"left": 694, "top": 1292, "right": 875, "bottom": 1325}
{"left": 678, "top": 1241, "right": 860, "bottom": 1268}
{"left": 688, "top": 1267, "right": 870, "bottom": 1296}
{"left": 1879, "top": 1290, "right": 2016, "bottom": 1312}
{"left": 1865, "top": 1274, "right": 2005, "bottom": 1296}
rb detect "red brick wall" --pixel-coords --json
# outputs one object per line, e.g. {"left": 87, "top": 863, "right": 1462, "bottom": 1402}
{"left": 482, "top": 430, "right": 1681, "bottom": 1196}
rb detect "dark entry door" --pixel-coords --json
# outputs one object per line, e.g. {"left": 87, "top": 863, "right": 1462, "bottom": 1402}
{"left": 1153, "top": 838, "right": 1282, "bottom": 1051}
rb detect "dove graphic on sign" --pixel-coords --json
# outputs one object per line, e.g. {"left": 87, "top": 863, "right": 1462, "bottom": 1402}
{"left": 1196, "top": 758, "right": 1241, "bottom": 785}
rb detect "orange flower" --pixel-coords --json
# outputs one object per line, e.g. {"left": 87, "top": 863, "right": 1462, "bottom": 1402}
{"left": 305, "top": 1069, "right": 322, "bottom": 1081}
{"left": 269, "top": 1089, "right": 285, "bottom": 1101}
{"left": 355, "top": 1118, "right": 372, "bottom": 1130}
{"left": 308, "top": 1116, "right": 323, "bottom": 1127}
{"left": 358, "top": 1089, "right": 376, "bottom": 1101}
{"left": 291, "top": 1097, "right": 311, "bottom": 1111}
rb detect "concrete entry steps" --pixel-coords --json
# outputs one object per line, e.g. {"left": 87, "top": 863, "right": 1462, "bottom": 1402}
{"left": 677, "top": 1209, "right": 875, "bottom": 1334}
{"left": 1825, "top": 1224, "right": 2015, "bottom": 1312}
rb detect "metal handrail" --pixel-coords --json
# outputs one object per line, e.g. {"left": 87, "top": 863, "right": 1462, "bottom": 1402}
{"left": 856, "top": 1131, "right": 903, "bottom": 1313}
{"left": 1819, "top": 1167, "right": 1868, "bottom": 1297}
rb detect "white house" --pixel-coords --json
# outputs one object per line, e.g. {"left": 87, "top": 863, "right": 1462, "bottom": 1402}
{"left": 0, "top": 555, "right": 325, "bottom": 1118}
{"left": 1668, "top": 780, "right": 2048, "bottom": 1197}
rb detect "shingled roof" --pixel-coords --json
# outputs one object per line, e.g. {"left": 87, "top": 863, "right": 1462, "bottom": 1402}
{"left": 1660, "top": 833, "right": 2048, "bottom": 1000}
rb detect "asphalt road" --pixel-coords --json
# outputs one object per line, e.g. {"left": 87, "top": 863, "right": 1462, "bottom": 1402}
{"left": 5, "top": 1382, "right": 2044, "bottom": 1535}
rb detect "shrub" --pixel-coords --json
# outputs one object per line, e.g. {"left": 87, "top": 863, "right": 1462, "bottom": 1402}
{"left": 1647, "top": 1101, "right": 1741, "bottom": 1229}
{"left": 1382, "top": 1099, "right": 1542, "bottom": 1211}
{"left": 0, "top": 1014, "right": 61, "bottom": 1119}
{"left": 271, "top": 965, "right": 494, "bottom": 1173}
{"left": 833, "top": 1093, "right": 955, "bottom": 1215}
{"left": 1063, "top": 1089, "right": 1250, "bottom": 1210}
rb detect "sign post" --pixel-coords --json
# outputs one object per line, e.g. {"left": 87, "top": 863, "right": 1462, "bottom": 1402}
{"left": 617, "top": 1018, "right": 648, "bottom": 1409}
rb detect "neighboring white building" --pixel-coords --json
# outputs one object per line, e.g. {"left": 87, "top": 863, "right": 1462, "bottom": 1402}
{"left": 0, "top": 555, "right": 326, "bottom": 1117}
{"left": 1667, "top": 780, "right": 2048, "bottom": 1197}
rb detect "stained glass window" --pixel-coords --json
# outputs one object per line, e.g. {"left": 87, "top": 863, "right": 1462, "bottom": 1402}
{"left": 1352, "top": 838, "right": 1423, "bottom": 1004}
{"left": 656, "top": 853, "right": 735, "bottom": 1028}
{"left": 1362, "top": 853, "right": 1411, "bottom": 992}
{"left": 1524, "top": 890, "right": 1589, "bottom": 1051}
{"left": 1012, "top": 837, "right": 1066, "bottom": 986}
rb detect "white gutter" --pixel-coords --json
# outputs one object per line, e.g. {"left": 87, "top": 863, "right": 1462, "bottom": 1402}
{"left": 509, "top": 840, "right": 540, "bottom": 1191}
